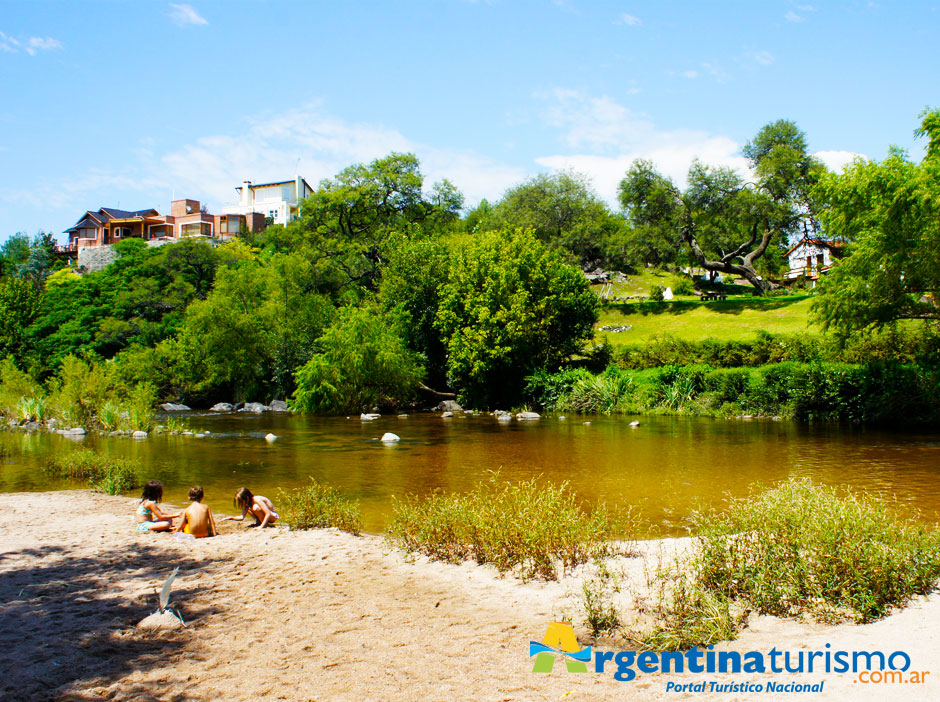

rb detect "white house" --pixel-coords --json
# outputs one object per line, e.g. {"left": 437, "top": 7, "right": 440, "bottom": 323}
{"left": 785, "top": 238, "right": 843, "bottom": 285}
{"left": 222, "top": 176, "right": 314, "bottom": 226}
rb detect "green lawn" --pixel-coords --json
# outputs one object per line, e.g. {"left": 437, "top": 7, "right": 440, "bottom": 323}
{"left": 595, "top": 295, "right": 817, "bottom": 344}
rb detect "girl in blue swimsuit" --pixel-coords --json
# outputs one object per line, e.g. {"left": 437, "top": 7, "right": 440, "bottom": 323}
{"left": 136, "top": 480, "right": 179, "bottom": 532}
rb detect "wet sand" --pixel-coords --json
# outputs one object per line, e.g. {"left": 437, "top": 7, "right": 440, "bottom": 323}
{"left": 1, "top": 491, "right": 937, "bottom": 701}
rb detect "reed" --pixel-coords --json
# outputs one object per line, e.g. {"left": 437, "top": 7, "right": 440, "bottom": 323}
{"left": 279, "top": 478, "right": 363, "bottom": 535}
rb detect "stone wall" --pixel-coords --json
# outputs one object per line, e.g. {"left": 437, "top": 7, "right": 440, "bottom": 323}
{"left": 77, "top": 245, "right": 120, "bottom": 273}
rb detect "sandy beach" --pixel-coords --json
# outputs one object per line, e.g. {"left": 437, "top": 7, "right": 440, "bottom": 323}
{"left": 1, "top": 490, "right": 938, "bottom": 702}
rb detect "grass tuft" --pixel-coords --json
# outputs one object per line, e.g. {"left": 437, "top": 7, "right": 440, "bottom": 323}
{"left": 385, "top": 473, "right": 632, "bottom": 581}
{"left": 44, "top": 448, "right": 139, "bottom": 495}
{"left": 693, "top": 478, "right": 940, "bottom": 623}
{"left": 279, "top": 478, "right": 363, "bottom": 535}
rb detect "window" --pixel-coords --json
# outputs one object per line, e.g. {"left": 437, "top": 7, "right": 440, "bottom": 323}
{"left": 181, "top": 222, "right": 212, "bottom": 237}
{"left": 223, "top": 217, "right": 242, "bottom": 234}
{"left": 113, "top": 227, "right": 130, "bottom": 239}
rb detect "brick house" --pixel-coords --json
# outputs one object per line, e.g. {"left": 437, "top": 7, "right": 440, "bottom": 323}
{"left": 63, "top": 199, "right": 266, "bottom": 252}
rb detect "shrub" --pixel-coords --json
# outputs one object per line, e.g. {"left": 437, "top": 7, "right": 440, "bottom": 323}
{"left": 16, "top": 395, "right": 49, "bottom": 423}
{"left": 559, "top": 366, "right": 636, "bottom": 414}
{"left": 123, "top": 381, "right": 156, "bottom": 432}
{"left": 0, "top": 357, "right": 42, "bottom": 417}
{"left": 649, "top": 284, "right": 666, "bottom": 302}
{"left": 582, "top": 560, "right": 622, "bottom": 635}
{"left": 386, "top": 474, "right": 630, "bottom": 581}
{"left": 671, "top": 276, "right": 695, "bottom": 296}
{"left": 630, "top": 572, "right": 739, "bottom": 651}
{"left": 694, "top": 479, "right": 940, "bottom": 623}
{"left": 279, "top": 478, "right": 362, "bottom": 535}
{"left": 44, "top": 448, "right": 139, "bottom": 495}
{"left": 523, "top": 368, "right": 591, "bottom": 411}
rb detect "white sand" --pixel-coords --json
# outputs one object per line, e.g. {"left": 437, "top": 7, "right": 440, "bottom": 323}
{"left": 0, "top": 491, "right": 937, "bottom": 701}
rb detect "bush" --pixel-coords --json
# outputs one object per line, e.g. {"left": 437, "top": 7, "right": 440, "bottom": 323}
{"left": 0, "top": 357, "right": 42, "bottom": 418}
{"left": 558, "top": 366, "right": 636, "bottom": 414}
{"left": 386, "top": 474, "right": 630, "bottom": 581}
{"left": 694, "top": 479, "right": 940, "bottom": 622}
{"left": 649, "top": 284, "right": 666, "bottom": 302}
{"left": 671, "top": 276, "right": 695, "bottom": 296}
{"left": 44, "top": 448, "right": 139, "bottom": 495}
{"left": 523, "top": 368, "right": 591, "bottom": 410}
{"left": 279, "top": 478, "right": 362, "bottom": 535}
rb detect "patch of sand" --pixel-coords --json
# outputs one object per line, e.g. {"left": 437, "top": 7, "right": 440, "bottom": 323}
{"left": 0, "top": 491, "right": 937, "bottom": 701}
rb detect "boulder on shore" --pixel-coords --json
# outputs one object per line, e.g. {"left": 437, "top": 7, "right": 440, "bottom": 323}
{"left": 161, "top": 403, "right": 191, "bottom": 412}
{"left": 436, "top": 400, "right": 463, "bottom": 413}
{"left": 269, "top": 400, "right": 289, "bottom": 412}
{"left": 239, "top": 402, "right": 269, "bottom": 414}
{"left": 132, "top": 430, "right": 148, "bottom": 439}
{"left": 210, "top": 403, "right": 233, "bottom": 412}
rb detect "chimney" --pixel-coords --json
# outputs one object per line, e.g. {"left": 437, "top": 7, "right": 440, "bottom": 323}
{"left": 241, "top": 181, "right": 252, "bottom": 207}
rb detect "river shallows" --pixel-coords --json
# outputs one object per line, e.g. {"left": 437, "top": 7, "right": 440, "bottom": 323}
{"left": 2, "top": 413, "right": 938, "bottom": 534}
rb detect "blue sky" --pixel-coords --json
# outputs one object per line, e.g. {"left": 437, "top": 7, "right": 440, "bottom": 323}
{"left": 1, "top": 1, "right": 937, "bottom": 243}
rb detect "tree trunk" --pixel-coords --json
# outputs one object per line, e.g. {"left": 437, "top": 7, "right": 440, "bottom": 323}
{"left": 681, "top": 215, "right": 778, "bottom": 295}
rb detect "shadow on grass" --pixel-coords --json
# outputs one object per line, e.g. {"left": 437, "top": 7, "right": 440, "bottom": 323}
{"left": 610, "top": 295, "right": 812, "bottom": 318}
{"left": 0, "top": 542, "right": 225, "bottom": 702}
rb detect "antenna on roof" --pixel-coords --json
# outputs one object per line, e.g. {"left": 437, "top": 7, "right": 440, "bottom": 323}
{"left": 295, "top": 155, "right": 301, "bottom": 178}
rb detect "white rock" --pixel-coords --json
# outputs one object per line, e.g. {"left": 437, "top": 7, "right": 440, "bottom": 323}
{"left": 516, "top": 411, "right": 541, "bottom": 420}
{"left": 381, "top": 432, "right": 400, "bottom": 442}
{"left": 67, "top": 427, "right": 86, "bottom": 435}
{"left": 441, "top": 411, "right": 453, "bottom": 418}
{"left": 558, "top": 416, "right": 567, "bottom": 420}
{"left": 360, "top": 413, "right": 381, "bottom": 421}
{"left": 132, "top": 430, "right": 148, "bottom": 439}
{"left": 629, "top": 420, "right": 640, "bottom": 427}
{"left": 497, "top": 414, "right": 512, "bottom": 422}
{"left": 265, "top": 433, "right": 278, "bottom": 442}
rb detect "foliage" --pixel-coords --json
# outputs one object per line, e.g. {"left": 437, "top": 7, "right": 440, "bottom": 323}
{"left": 386, "top": 474, "right": 628, "bottom": 581}
{"left": 694, "top": 479, "right": 940, "bottom": 623}
{"left": 46, "top": 355, "right": 119, "bottom": 427}
{"left": 648, "top": 284, "right": 666, "bottom": 302}
{"left": 292, "top": 305, "right": 424, "bottom": 414}
{"left": 813, "top": 108, "right": 940, "bottom": 336}
{"left": 557, "top": 366, "right": 636, "bottom": 414}
{"left": 0, "top": 277, "right": 42, "bottom": 363}
{"left": 44, "top": 448, "right": 139, "bottom": 495}
{"left": 630, "top": 570, "right": 739, "bottom": 651}
{"left": 275, "top": 152, "right": 462, "bottom": 291}
{"left": 484, "top": 171, "right": 627, "bottom": 266}
{"left": 279, "top": 478, "right": 363, "bottom": 535}
{"left": 581, "top": 560, "right": 623, "bottom": 636}
{"left": 618, "top": 120, "right": 824, "bottom": 294}
{"left": 435, "top": 229, "right": 599, "bottom": 407}
{"left": 0, "top": 357, "right": 43, "bottom": 417}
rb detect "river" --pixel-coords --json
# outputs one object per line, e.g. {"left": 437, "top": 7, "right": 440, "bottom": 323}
{"left": 2, "top": 412, "right": 938, "bottom": 534}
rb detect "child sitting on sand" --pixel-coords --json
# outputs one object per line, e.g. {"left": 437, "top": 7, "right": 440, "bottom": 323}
{"left": 175, "top": 485, "right": 217, "bottom": 538}
{"left": 136, "top": 480, "right": 179, "bottom": 532}
{"left": 222, "top": 487, "right": 279, "bottom": 528}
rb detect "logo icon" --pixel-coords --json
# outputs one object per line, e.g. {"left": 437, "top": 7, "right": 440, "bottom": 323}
{"left": 529, "top": 622, "right": 592, "bottom": 673}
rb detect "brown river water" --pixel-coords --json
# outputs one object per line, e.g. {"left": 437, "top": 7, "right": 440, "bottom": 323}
{"left": 2, "top": 412, "right": 938, "bottom": 535}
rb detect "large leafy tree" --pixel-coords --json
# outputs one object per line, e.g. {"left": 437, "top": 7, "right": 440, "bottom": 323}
{"left": 0, "top": 277, "right": 41, "bottom": 362}
{"left": 280, "top": 152, "right": 463, "bottom": 291}
{"left": 435, "top": 229, "right": 599, "bottom": 407}
{"left": 619, "top": 120, "right": 824, "bottom": 293}
{"left": 812, "top": 108, "right": 940, "bottom": 336}
{"left": 486, "top": 171, "right": 625, "bottom": 267}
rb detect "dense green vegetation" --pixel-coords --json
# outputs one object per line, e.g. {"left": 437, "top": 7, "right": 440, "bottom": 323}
{"left": 0, "top": 109, "right": 937, "bottom": 422}
{"left": 279, "top": 478, "right": 363, "bottom": 535}
{"left": 386, "top": 474, "right": 629, "bottom": 581}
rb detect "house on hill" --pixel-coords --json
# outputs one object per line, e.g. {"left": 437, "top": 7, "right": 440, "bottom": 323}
{"left": 62, "top": 199, "right": 267, "bottom": 252}
{"left": 221, "top": 176, "right": 314, "bottom": 226}
{"left": 784, "top": 238, "right": 844, "bottom": 287}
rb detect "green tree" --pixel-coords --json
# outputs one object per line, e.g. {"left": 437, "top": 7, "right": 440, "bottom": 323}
{"left": 618, "top": 159, "right": 686, "bottom": 268}
{"left": 292, "top": 305, "right": 424, "bottom": 414}
{"left": 0, "top": 277, "right": 41, "bottom": 362}
{"left": 812, "top": 108, "right": 940, "bottom": 336}
{"left": 489, "top": 171, "right": 624, "bottom": 267}
{"left": 435, "top": 229, "right": 599, "bottom": 407}
{"left": 618, "top": 120, "right": 824, "bottom": 293}
{"left": 281, "top": 152, "right": 462, "bottom": 290}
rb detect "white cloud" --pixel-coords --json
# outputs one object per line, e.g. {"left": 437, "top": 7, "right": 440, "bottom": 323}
{"left": 4, "top": 102, "right": 527, "bottom": 217}
{"left": 681, "top": 69, "right": 698, "bottom": 79}
{"left": 617, "top": 13, "right": 642, "bottom": 26}
{"left": 785, "top": 11, "right": 805, "bottom": 22}
{"left": 815, "top": 149, "right": 865, "bottom": 174}
{"left": 169, "top": 4, "right": 208, "bottom": 27}
{"left": 0, "top": 31, "right": 63, "bottom": 55}
{"left": 745, "top": 49, "right": 775, "bottom": 66}
{"left": 535, "top": 89, "right": 749, "bottom": 205}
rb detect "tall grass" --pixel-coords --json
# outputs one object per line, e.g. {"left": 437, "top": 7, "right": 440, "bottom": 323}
{"left": 279, "top": 478, "right": 363, "bottom": 535}
{"left": 558, "top": 367, "right": 635, "bottom": 414}
{"left": 386, "top": 474, "right": 631, "bottom": 581}
{"left": 44, "top": 448, "right": 139, "bottom": 495}
{"left": 693, "top": 479, "right": 940, "bottom": 623}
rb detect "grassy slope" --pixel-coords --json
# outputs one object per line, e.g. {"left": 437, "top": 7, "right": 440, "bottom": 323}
{"left": 595, "top": 292, "right": 816, "bottom": 344}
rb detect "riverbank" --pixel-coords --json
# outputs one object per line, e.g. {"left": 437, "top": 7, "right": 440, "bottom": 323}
{"left": 2, "top": 491, "right": 939, "bottom": 701}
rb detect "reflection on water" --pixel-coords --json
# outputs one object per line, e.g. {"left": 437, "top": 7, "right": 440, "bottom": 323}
{"left": 2, "top": 413, "right": 939, "bottom": 535}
